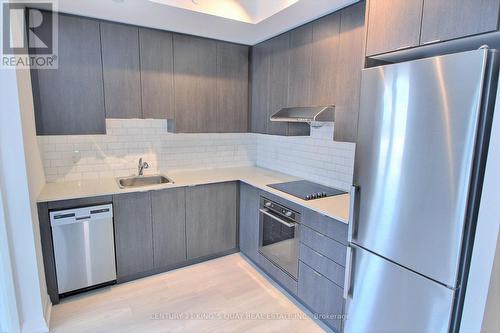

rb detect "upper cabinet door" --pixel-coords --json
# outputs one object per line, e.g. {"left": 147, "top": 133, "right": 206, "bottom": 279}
{"left": 250, "top": 41, "right": 271, "bottom": 134}
{"left": 366, "top": 0, "right": 424, "bottom": 56}
{"left": 310, "top": 13, "right": 341, "bottom": 106}
{"left": 268, "top": 33, "right": 291, "bottom": 136}
{"left": 216, "top": 42, "right": 249, "bottom": 133}
{"left": 288, "top": 23, "right": 313, "bottom": 107}
{"left": 421, "top": 0, "right": 500, "bottom": 44}
{"left": 139, "top": 28, "right": 174, "bottom": 119}
{"left": 173, "top": 34, "right": 217, "bottom": 133}
{"left": 334, "top": 2, "right": 366, "bottom": 142}
{"left": 31, "top": 13, "right": 105, "bottom": 135}
{"left": 100, "top": 22, "right": 142, "bottom": 119}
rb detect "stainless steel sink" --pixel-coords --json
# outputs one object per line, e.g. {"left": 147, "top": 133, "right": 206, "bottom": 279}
{"left": 116, "top": 175, "right": 174, "bottom": 189}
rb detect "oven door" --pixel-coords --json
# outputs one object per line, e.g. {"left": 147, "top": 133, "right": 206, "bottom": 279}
{"left": 259, "top": 207, "right": 299, "bottom": 280}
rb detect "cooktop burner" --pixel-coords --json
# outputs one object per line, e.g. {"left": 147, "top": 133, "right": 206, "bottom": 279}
{"left": 267, "top": 180, "right": 347, "bottom": 201}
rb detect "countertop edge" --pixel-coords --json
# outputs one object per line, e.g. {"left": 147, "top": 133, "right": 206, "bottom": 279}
{"left": 37, "top": 167, "right": 349, "bottom": 224}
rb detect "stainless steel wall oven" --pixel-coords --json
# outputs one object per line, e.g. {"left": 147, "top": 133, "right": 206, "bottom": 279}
{"left": 259, "top": 197, "right": 300, "bottom": 280}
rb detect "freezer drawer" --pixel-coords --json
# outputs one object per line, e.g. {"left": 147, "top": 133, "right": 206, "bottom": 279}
{"left": 344, "top": 245, "right": 455, "bottom": 333}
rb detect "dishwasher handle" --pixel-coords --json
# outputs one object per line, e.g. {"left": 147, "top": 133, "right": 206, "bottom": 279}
{"left": 50, "top": 204, "right": 113, "bottom": 227}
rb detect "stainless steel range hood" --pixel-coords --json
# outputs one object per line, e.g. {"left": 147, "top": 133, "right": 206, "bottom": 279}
{"left": 270, "top": 105, "right": 335, "bottom": 123}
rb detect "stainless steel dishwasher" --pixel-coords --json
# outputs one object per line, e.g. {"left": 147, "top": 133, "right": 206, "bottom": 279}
{"left": 50, "top": 204, "right": 116, "bottom": 295}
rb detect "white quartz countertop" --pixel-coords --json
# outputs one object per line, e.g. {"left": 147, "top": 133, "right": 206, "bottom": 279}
{"left": 37, "top": 166, "right": 350, "bottom": 224}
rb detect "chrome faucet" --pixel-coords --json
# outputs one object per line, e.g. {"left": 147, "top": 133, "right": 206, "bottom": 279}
{"left": 138, "top": 158, "right": 149, "bottom": 176}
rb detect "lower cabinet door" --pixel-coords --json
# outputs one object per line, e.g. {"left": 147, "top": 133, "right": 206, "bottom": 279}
{"left": 186, "top": 182, "right": 238, "bottom": 259}
{"left": 239, "top": 183, "right": 260, "bottom": 262}
{"left": 113, "top": 192, "right": 154, "bottom": 278}
{"left": 151, "top": 188, "right": 187, "bottom": 268}
{"left": 298, "top": 261, "right": 344, "bottom": 332}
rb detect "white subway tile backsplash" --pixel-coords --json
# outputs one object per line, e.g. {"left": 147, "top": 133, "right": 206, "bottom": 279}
{"left": 38, "top": 119, "right": 355, "bottom": 190}
{"left": 256, "top": 134, "right": 355, "bottom": 191}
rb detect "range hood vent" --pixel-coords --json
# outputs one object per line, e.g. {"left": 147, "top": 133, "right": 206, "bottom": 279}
{"left": 270, "top": 105, "right": 335, "bottom": 123}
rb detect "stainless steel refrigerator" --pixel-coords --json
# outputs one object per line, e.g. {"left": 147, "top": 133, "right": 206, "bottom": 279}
{"left": 344, "top": 49, "right": 499, "bottom": 333}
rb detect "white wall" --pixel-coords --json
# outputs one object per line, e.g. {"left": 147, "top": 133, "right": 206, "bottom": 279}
{"left": 482, "top": 233, "right": 500, "bottom": 332}
{"left": 0, "top": 187, "right": 22, "bottom": 333}
{"left": 15, "top": 66, "right": 51, "bottom": 329}
{"left": 0, "top": 10, "right": 49, "bottom": 330}
{"left": 460, "top": 85, "right": 500, "bottom": 333}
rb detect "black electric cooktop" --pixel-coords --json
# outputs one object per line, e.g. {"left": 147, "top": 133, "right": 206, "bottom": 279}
{"left": 267, "top": 180, "right": 347, "bottom": 201}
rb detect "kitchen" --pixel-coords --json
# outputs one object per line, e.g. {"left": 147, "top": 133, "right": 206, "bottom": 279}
{"left": 0, "top": 0, "right": 499, "bottom": 333}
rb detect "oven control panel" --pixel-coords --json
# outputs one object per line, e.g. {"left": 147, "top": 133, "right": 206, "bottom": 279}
{"left": 260, "top": 198, "right": 299, "bottom": 222}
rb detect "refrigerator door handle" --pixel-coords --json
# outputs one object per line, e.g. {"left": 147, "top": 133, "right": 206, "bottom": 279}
{"left": 348, "top": 185, "right": 359, "bottom": 242}
{"left": 343, "top": 245, "right": 353, "bottom": 299}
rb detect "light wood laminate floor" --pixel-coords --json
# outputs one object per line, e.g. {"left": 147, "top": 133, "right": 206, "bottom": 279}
{"left": 50, "top": 254, "right": 325, "bottom": 333}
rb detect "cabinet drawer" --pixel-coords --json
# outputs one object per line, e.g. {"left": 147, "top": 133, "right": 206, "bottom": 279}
{"left": 257, "top": 253, "right": 298, "bottom": 296}
{"left": 299, "top": 243, "right": 344, "bottom": 287}
{"left": 301, "top": 209, "right": 347, "bottom": 245}
{"left": 298, "top": 262, "right": 344, "bottom": 332}
{"left": 300, "top": 225, "right": 346, "bottom": 266}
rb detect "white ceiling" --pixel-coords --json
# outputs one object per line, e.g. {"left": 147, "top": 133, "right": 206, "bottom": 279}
{"left": 148, "top": 0, "right": 300, "bottom": 24}
{"left": 43, "top": 0, "right": 359, "bottom": 45}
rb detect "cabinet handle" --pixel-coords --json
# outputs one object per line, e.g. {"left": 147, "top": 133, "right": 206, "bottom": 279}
{"left": 396, "top": 44, "right": 412, "bottom": 51}
{"left": 343, "top": 246, "right": 353, "bottom": 299}
{"left": 348, "top": 185, "right": 359, "bottom": 243}
{"left": 313, "top": 249, "right": 325, "bottom": 258}
{"left": 423, "top": 39, "right": 441, "bottom": 45}
{"left": 313, "top": 270, "right": 323, "bottom": 278}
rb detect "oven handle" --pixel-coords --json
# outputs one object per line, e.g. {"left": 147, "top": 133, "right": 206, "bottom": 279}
{"left": 259, "top": 209, "right": 296, "bottom": 228}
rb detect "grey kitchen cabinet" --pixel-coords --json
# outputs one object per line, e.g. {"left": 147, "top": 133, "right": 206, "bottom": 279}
{"left": 299, "top": 243, "right": 345, "bottom": 288}
{"left": 239, "top": 183, "right": 260, "bottom": 263}
{"left": 334, "top": 1, "right": 366, "bottom": 142}
{"left": 298, "top": 262, "right": 344, "bottom": 332}
{"left": 250, "top": 40, "right": 271, "bottom": 134}
{"left": 31, "top": 13, "right": 106, "bottom": 135}
{"left": 113, "top": 192, "right": 154, "bottom": 278}
{"left": 100, "top": 22, "right": 142, "bottom": 119}
{"left": 186, "top": 182, "right": 238, "bottom": 259}
{"left": 365, "top": 0, "right": 424, "bottom": 56}
{"left": 216, "top": 42, "right": 249, "bottom": 132}
{"left": 268, "top": 33, "right": 291, "bottom": 136}
{"left": 287, "top": 23, "right": 313, "bottom": 107}
{"left": 248, "top": 3, "right": 365, "bottom": 140}
{"left": 301, "top": 224, "right": 347, "bottom": 266}
{"left": 310, "top": 13, "right": 341, "bottom": 106}
{"left": 420, "top": 0, "right": 500, "bottom": 44}
{"left": 301, "top": 209, "right": 348, "bottom": 246}
{"left": 249, "top": 34, "right": 310, "bottom": 136}
{"left": 173, "top": 34, "right": 217, "bottom": 133}
{"left": 139, "top": 28, "right": 174, "bottom": 119}
{"left": 151, "top": 188, "right": 187, "bottom": 268}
